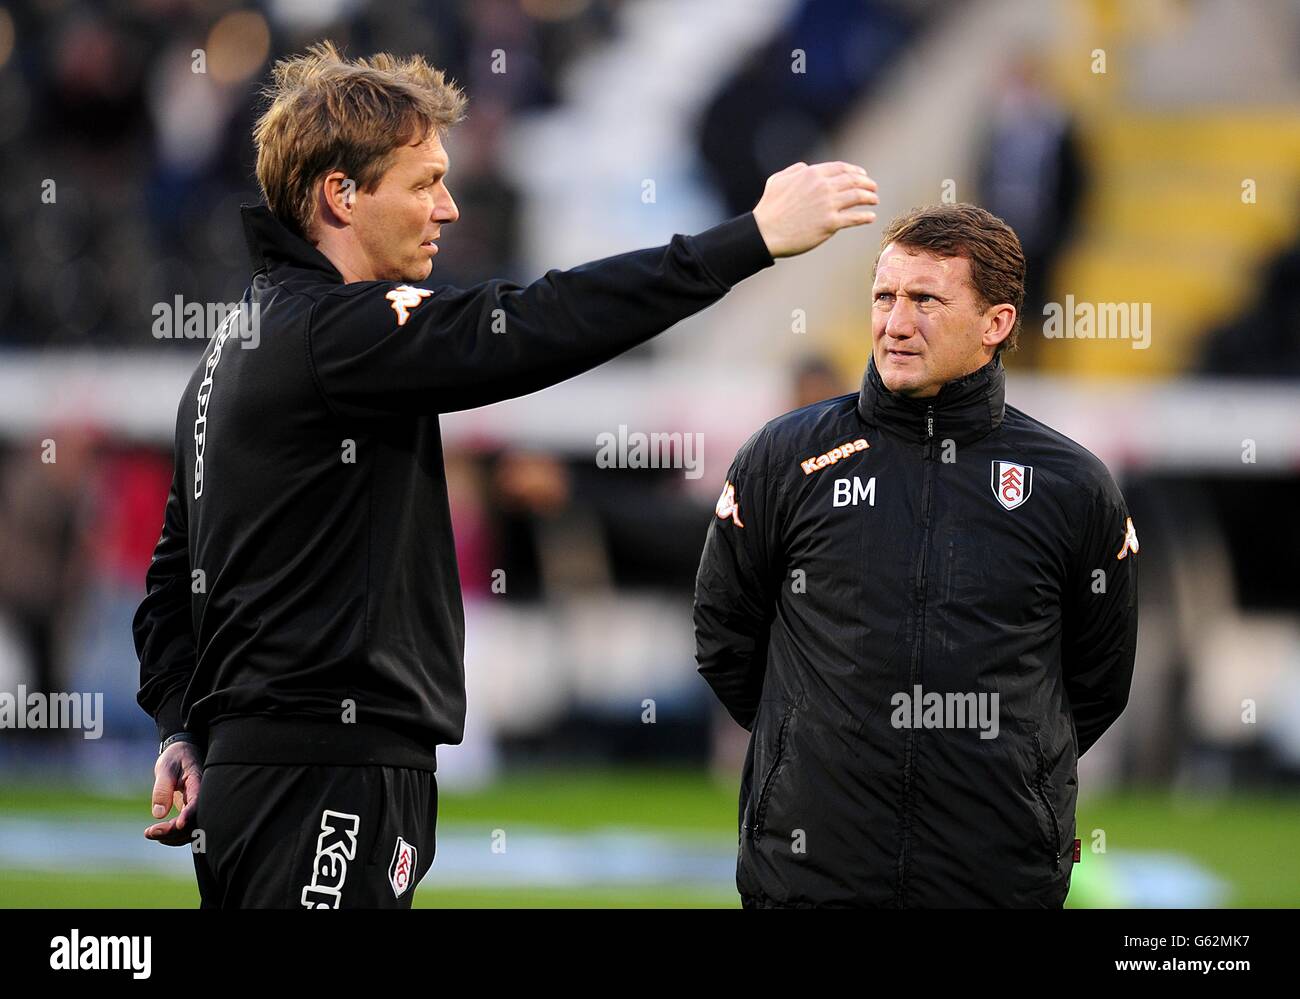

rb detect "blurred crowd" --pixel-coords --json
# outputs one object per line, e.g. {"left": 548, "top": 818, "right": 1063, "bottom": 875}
{"left": 0, "top": 0, "right": 906, "bottom": 776}
{"left": 0, "top": 0, "right": 627, "bottom": 349}
{"left": 1, "top": 0, "right": 1297, "bottom": 794}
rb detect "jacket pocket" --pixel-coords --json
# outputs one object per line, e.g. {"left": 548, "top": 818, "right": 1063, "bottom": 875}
{"left": 749, "top": 704, "right": 794, "bottom": 843}
{"left": 1028, "top": 731, "right": 1063, "bottom": 871}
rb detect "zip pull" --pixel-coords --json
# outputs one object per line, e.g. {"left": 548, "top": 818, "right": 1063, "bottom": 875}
{"left": 925, "top": 405, "right": 934, "bottom": 440}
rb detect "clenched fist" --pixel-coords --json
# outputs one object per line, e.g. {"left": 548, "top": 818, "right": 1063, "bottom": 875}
{"left": 752, "top": 161, "right": 879, "bottom": 258}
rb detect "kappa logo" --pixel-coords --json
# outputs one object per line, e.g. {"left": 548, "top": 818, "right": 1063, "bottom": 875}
{"left": 388, "top": 836, "right": 418, "bottom": 899}
{"left": 1115, "top": 516, "right": 1139, "bottom": 560}
{"left": 300, "top": 809, "right": 360, "bottom": 909}
{"left": 800, "top": 438, "right": 870, "bottom": 475}
{"left": 192, "top": 309, "right": 241, "bottom": 500}
{"left": 992, "top": 460, "right": 1032, "bottom": 510}
{"left": 715, "top": 480, "right": 744, "bottom": 528}
{"left": 385, "top": 284, "right": 433, "bottom": 326}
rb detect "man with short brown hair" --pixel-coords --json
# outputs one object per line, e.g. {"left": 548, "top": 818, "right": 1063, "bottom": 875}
{"left": 134, "top": 41, "right": 880, "bottom": 907}
{"left": 695, "top": 203, "right": 1138, "bottom": 908}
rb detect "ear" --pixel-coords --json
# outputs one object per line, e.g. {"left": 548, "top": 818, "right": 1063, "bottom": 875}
{"left": 319, "top": 170, "right": 356, "bottom": 229}
{"left": 980, "top": 303, "right": 1016, "bottom": 352}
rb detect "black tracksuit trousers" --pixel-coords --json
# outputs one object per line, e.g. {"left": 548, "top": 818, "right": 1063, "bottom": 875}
{"left": 191, "top": 763, "right": 438, "bottom": 909}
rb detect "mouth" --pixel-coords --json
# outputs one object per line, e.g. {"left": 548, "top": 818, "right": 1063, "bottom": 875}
{"left": 420, "top": 236, "right": 439, "bottom": 255}
{"left": 886, "top": 348, "right": 920, "bottom": 359}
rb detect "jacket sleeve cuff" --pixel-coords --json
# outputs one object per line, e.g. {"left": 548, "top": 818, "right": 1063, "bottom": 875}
{"left": 153, "top": 689, "right": 188, "bottom": 743}
{"left": 688, "top": 212, "right": 775, "bottom": 288}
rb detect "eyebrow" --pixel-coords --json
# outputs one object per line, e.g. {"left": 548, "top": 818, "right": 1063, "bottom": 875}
{"left": 872, "top": 285, "right": 946, "bottom": 298}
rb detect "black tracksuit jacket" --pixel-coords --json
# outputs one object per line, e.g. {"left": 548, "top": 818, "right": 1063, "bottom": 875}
{"left": 134, "top": 204, "right": 772, "bottom": 769}
{"left": 694, "top": 355, "right": 1139, "bottom": 907}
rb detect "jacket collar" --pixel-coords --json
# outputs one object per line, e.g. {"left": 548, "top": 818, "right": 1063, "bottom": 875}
{"left": 856, "top": 353, "right": 1006, "bottom": 446}
{"left": 241, "top": 204, "right": 344, "bottom": 283}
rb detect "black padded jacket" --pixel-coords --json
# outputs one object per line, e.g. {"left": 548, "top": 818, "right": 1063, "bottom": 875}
{"left": 695, "top": 355, "right": 1138, "bottom": 907}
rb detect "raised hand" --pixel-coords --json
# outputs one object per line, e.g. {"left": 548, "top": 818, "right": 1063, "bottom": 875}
{"left": 752, "top": 161, "right": 879, "bottom": 258}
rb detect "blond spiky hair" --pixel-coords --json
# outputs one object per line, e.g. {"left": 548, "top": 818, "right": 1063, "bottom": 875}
{"left": 253, "top": 40, "right": 467, "bottom": 238}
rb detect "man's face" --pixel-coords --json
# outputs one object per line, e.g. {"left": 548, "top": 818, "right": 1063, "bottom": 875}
{"left": 870, "top": 243, "right": 1004, "bottom": 398}
{"left": 350, "top": 131, "right": 458, "bottom": 282}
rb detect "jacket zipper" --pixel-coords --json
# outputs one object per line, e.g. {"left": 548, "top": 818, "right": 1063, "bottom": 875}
{"left": 750, "top": 708, "right": 793, "bottom": 842}
{"left": 1032, "top": 734, "right": 1063, "bottom": 871}
{"left": 895, "top": 404, "right": 937, "bottom": 906}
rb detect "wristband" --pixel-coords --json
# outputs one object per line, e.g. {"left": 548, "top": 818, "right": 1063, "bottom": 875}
{"left": 159, "top": 732, "right": 201, "bottom": 756}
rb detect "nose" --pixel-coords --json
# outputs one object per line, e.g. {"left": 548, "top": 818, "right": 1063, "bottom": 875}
{"left": 884, "top": 297, "right": 915, "bottom": 339}
{"left": 438, "top": 186, "right": 460, "bottom": 225}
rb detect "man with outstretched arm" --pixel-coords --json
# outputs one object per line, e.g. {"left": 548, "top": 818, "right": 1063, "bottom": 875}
{"left": 134, "top": 41, "right": 879, "bottom": 908}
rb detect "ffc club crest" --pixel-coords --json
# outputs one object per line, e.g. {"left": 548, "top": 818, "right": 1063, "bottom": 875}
{"left": 991, "top": 460, "right": 1032, "bottom": 510}
{"left": 388, "top": 836, "right": 418, "bottom": 899}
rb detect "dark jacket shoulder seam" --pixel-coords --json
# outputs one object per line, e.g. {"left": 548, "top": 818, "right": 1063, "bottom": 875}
{"left": 303, "top": 295, "right": 345, "bottom": 421}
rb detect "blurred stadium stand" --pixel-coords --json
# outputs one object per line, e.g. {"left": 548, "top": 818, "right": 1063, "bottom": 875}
{"left": 0, "top": 0, "right": 1298, "bottom": 907}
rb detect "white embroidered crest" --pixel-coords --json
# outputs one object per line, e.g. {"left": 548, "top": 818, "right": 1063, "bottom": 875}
{"left": 385, "top": 285, "right": 433, "bottom": 326}
{"left": 715, "top": 480, "right": 744, "bottom": 528}
{"left": 1115, "top": 516, "right": 1139, "bottom": 560}
{"left": 388, "top": 836, "right": 418, "bottom": 899}
{"left": 991, "top": 460, "right": 1032, "bottom": 510}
